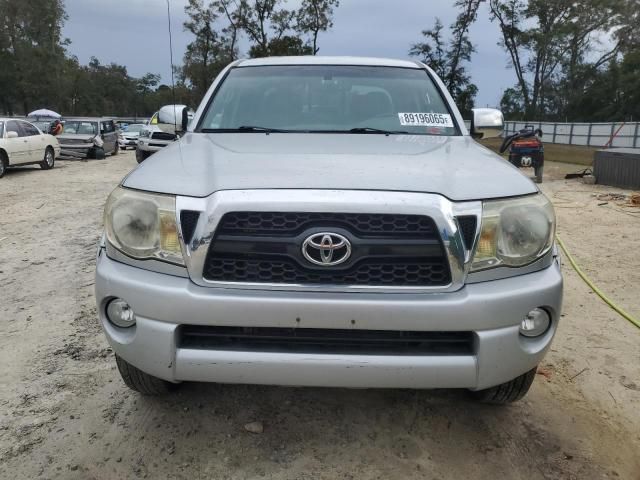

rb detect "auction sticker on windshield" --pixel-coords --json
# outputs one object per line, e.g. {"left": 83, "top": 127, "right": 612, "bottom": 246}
{"left": 398, "top": 113, "right": 454, "bottom": 127}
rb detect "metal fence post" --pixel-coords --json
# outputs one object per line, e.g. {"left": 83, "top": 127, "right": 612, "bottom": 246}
{"left": 587, "top": 123, "right": 592, "bottom": 147}
{"left": 633, "top": 123, "right": 639, "bottom": 148}
{"left": 552, "top": 123, "right": 557, "bottom": 143}
{"left": 569, "top": 123, "right": 574, "bottom": 146}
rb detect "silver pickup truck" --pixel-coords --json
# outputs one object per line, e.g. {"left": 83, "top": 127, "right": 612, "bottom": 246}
{"left": 96, "top": 56, "right": 562, "bottom": 404}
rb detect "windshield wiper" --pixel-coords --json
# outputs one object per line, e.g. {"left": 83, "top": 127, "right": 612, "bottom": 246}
{"left": 348, "top": 127, "right": 410, "bottom": 135}
{"left": 200, "top": 126, "right": 289, "bottom": 133}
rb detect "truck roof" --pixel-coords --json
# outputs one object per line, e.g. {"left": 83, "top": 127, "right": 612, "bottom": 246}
{"left": 235, "top": 56, "right": 422, "bottom": 69}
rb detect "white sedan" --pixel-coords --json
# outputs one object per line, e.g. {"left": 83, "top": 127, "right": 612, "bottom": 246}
{"left": 0, "top": 118, "right": 61, "bottom": 178}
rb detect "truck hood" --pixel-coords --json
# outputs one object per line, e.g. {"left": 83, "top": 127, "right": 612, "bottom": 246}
{"left": 123, "top": 133, "right": 537, "bottom": 201}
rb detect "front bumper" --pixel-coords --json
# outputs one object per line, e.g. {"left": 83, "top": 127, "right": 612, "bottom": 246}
{"left": 95, "top": 250, "right": 563, "bottom": 390}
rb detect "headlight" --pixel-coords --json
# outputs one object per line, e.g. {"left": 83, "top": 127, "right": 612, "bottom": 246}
{"left": 471, "top": 194, "right": 555, "bottom": 271}
{"left": 139, "top": 129, "right": 151, "bottom": 138}
{"left": 104, "top": 187, "right": 184, "bottom": 265}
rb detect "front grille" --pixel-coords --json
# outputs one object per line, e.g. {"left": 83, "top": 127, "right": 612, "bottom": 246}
{"left": 151, "top": 132, "right": 176, "bottom": 141}
{"left": 178, "top": 326, "right": 474, "bottom": 356}
{"left": 60, "top": 138, "right": 88, "bottom": 145}
{"left": 217, "top": 212, "right": 436, "bottom": 237}
{"left": 205, "top": 257, "right": 449, "bottom": 286}
{"left": 203, "top": 211, "right": 451, "bottom": 287}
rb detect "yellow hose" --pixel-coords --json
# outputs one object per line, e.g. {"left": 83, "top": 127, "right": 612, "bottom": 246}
{"left": 556, "top": 235, "right": 640, "bottom": 330}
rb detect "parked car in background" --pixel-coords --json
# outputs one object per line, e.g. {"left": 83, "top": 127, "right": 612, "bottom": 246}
{"left": 58, "top": 117, "right": 119, "bottom": 159}
{"left": 0, "top": 118, "right": 60, "bottom": 178}
{"left": 136, "top": 112, "right": 177, "bottom": 163}
{"left": 119, "top": 123, "right": 145, "bottom": 150}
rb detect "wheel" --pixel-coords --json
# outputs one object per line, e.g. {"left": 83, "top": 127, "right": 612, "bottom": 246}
{"left": 40, "top": 147, "right": 55, "bottom": 170}
{"left": 0, "top": 152, "right": 7, "bottom": 178}
{"left": 115, "top": 354, "right": 176, "bottom": 395}
{"left": 471, "top": 367, "right": 537, "bottom": 404}
{"left": 534, "top": 165, "right": 543, "bottom": 183}
{"left": 136, "top": 148, "right": 150, "bottom": 164}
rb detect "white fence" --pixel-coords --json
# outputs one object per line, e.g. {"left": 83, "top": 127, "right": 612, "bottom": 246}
{"left": 504, "top": 121, "right": 640, "bottom": 148}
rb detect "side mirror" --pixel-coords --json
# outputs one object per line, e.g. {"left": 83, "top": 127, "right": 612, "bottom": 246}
{"left": 7, "top": 131, "right": 19, "bottom": 139}
{"left": 157, "top": 104, "right": 189, "bottom": 135}
{"left": 471, "top": 108, "right": 504, "bottom": 139}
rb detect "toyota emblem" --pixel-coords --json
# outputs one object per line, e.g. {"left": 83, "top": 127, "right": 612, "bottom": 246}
{"left": 302, "top": 232, "right": 352, "bottom": 266}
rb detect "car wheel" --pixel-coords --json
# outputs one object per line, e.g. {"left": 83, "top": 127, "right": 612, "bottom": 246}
{"left": 115, "top": 355, "right": 177, "bottom": 395}
{"left": 136, "top": 149, "right": 150, "bottom": 164}
{"left": 534, "top": 165, "right": 543, "bottom": 183}
{"left": 471, "top": 367, "right": 537, "bottom": 404}
{"left": 0, "top": 152, "right": 7, "bottom": 178}
{"left": 40, "top": 147, "right": 55, "bottom": 170}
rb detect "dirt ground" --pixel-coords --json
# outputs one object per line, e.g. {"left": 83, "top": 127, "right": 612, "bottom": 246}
{"left": 1, "top": 152, "right": 639, "bottom": 480}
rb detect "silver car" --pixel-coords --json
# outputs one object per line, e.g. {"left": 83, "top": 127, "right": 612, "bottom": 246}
{"left": 96, "top": 57, "right": 562, "bottom": 404}
{"left": 58, "top": 117, "right": 119, "bottom": 158}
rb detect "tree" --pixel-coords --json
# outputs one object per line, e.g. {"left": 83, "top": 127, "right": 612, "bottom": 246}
{"left": 296, "top": 0, "right": 339, "bottom": 55}
{"left": 409, "top": 0, "right": 482, "bottom": 116}
{"left": 182, "top": 0, "right": 236, "bottom": 99}
{"left": 0, "top": 0, "right": 68, "bottom": 114}
{"left": 489, "top": 0, "right": 627, "bottom": 119}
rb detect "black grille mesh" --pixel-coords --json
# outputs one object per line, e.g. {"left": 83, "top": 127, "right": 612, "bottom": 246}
{"left": 217, "top": 212, "right": 437, "bottom": 238}
{"left": 204, "top": 211, "right": 450, "bottom": 287}
{"left": 457, "top": 215, "right": 477, "bottom": 250}
{"left": 180, "top": 210, "right": 200, "bottom": 244}
{"left": 204, "top": 257, "right": 449, "bottom": 286}
{"left": 151, "top": 131, "right": 176, "bottom": 141}
{"left": 179, "top": 326, "right": 474, "bottom": 355}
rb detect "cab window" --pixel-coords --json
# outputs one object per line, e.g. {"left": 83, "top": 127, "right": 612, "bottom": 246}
{"left": 6, "top": 121, "right": 24, "bottom": 137}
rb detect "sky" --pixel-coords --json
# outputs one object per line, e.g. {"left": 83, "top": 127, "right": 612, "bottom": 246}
{"left": 63, "top": 0, "right": 511, "bottom": 107}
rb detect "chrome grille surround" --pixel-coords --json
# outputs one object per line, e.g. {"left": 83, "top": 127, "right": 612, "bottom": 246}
{"left": 176, "top": 190, "right": 481, "bottom": 293}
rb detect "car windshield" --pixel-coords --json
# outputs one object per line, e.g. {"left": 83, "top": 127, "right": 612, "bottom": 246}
{"left": 64, "top": 121, "right": 98, "bottom": 135}
{"left": 126, "top": 124, "right": 144, "bottom": 133}
{"left": 198, "top": 65, "right": 458, "bottom": 136}
{"left": 32, "top": 121, "right": 50, "bottom": 131}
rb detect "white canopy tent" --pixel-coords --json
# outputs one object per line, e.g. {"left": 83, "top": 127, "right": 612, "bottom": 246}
{"left": 28, "top": 109, "right": 61, "bottom": 118}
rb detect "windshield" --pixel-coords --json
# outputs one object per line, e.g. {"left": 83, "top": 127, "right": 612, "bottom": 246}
{"left": 198, "top": 65, "right": 458, "bottom": 135}
{"left": 126, "top": 124, "right": 144, "bottom": 133}
{"left": 32, "top": 121, "right": 50, "bottom": 132}
{"left": 64, "top": 121, "right": 98, "bottom": 135}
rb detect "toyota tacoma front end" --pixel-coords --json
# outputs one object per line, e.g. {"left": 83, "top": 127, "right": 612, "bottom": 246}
{"left": 96, "top": 57, "right": 562, "bottom": 403}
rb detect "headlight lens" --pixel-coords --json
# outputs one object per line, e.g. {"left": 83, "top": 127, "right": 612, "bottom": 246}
{"left": 104, "top": 187, "right": 183, "bottom": 265}
{"left": 471, "top": 194, "right": 555, "bottom": 271}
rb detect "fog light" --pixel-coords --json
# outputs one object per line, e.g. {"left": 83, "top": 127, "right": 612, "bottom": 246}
{"left": 519, "top": 308, "right": 550, "bottom": 337}
{"left": 106, "top": 299, "right": 136, "bottom": 328}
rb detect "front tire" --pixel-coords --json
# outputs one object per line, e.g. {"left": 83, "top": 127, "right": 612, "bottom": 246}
{"left": 136, "top": 148, "right": 150, "bottom": 164}
{"left": 40, "top": 147, "right": 55, "bottom": 170}
{"left": 115, "top": 355, "right": 176, "bottom": 395}
{"left": 471, "top": 367, "right": 537, "bottom": 404}
{"left": 0, "top": 152, "right": 7, "bottom": 178}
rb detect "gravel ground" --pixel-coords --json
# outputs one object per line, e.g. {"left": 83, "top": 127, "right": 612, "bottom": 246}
{"left": 0, "top": 152, "right": 639, "bottom": 479}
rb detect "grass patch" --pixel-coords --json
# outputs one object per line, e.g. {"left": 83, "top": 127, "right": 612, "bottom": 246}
{"left": 479, "top": 138, "right": 597, "bottom": 166}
